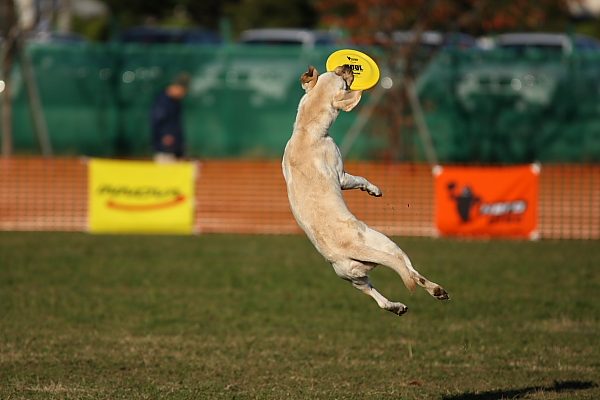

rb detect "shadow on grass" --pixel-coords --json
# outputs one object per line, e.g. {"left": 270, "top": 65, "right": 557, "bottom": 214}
{"left": 442, "top": 380, "right": 598, "bottom": 400}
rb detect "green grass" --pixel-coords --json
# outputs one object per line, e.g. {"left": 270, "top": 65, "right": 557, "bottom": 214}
{"left": 0, "top": 232, "right": 599, "bottom": 399}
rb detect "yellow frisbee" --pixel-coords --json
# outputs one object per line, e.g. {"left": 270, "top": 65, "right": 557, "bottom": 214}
{"left": 326, "top": 49, "right": 380, "bottom": 90}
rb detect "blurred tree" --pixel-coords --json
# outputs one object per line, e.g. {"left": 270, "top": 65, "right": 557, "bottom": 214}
{"left": 1, "top": 0, "right": 17, "bottom": 156}
{"left": 99, "top": 0, "right": 238, "bottom": 31}
{"left": 222, "top": 0, "right": 319, "bottom": 35}
{"left": 95, "top": 0, "right": 319, "bottom": 39}
{"left": 315, "top": 0, "right": 580, "bottom": 161}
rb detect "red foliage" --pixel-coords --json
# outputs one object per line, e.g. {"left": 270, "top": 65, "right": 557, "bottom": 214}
{"left": 316, "top": 0, "right": 575, "bottom": 38}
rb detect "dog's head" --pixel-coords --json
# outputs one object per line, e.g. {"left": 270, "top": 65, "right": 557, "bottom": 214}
{"left": 299, "top": 65, "right": 362, "bottom": 112}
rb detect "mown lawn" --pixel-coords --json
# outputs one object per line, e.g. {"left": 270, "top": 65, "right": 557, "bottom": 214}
{"left": 0, "top": 232, "right": 598, "bottom": 399}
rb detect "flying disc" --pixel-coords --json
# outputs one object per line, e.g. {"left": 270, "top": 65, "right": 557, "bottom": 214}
{"left": 326, "top": 49, "right": 380, "bottom": 90}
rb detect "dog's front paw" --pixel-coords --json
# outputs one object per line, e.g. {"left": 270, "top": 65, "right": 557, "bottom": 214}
{"left": 367, "top": 186, "right": 382, "bottom": 197}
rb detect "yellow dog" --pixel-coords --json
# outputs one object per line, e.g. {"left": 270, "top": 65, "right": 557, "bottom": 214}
{"left": 283, "top": 65, "right": 450, "bottom": 316}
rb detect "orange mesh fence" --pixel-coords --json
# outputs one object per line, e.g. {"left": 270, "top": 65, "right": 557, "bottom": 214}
{"left": 539, "top": 164, "right": 600, "bottom": 239}
{"left": 0, "top": 157, "right": 87, "bottom": 231}
{"left": 193, "top": 161, "right": 435, "bottom": 236}
{"left": 1, "top": 157, "right": 598, "bottom": 239}
{"left": 339, "top": 162, "right": 436, "bottom": 237}
{"left": 194, "top": 160, "right": 297, "bottom": 234}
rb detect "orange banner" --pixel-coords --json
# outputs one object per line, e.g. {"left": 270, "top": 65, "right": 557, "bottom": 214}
{"left": 434, "top": 164, "right": 540, "bottom": 239}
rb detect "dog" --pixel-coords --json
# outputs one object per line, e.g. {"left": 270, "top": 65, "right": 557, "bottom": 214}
{"left": 282, "top": 65, "right": 450, "bottom": 316}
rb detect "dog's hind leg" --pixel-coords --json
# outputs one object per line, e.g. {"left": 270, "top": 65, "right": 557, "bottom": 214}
{"left": 332, "top": 259, "right": 408, "bottom": 316}
{"left": 352, "top": 275, "right": 409, "bottom": 316}
{"left": 351, "top": 228, "right": 450, "bottom": 301}
{"left": 388, "top": 246, "right": 450, "bottom": 300}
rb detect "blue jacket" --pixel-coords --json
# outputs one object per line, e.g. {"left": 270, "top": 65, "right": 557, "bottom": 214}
{"left": 150, "top": 90, "right": 184, "bottom": 157}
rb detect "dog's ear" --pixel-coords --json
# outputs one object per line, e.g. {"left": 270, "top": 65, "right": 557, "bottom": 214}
{"left": 333, "top": 89, "right": 363, "bottom": 112}
{"left": 300, "top": 66, "right": 318, "bottom": 92}
{"left": 334, "top": 65, "right": 354, "bottom": 89}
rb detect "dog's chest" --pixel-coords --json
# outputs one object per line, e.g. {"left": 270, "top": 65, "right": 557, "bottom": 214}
{"left": 284, "top": 135, "right": 342, "bottom": 184}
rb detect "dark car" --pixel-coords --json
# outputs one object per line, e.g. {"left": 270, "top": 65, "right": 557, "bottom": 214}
{"left": 119, "top": 26, "right": 221, "bottom": 45}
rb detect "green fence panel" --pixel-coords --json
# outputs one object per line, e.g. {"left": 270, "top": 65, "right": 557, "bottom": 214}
{"left": 3, "top": 43, "right": 383, "bottom": 159}
{"left": 418, "top": 48, "right": 600, "bottom": 162}
{"left": 3, "top": 43, "right": 600, "bottom": 162}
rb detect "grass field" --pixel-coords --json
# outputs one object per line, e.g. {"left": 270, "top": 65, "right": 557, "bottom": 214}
{"left": 1, "top": 232, "right": 599, "bottom": 399}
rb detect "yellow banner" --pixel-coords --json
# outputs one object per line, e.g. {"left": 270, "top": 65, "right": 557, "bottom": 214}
{"left": 88, "top": 159, "right": 196, "bottom": 234}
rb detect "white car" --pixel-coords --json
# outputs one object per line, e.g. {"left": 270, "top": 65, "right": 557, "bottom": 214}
{"left": 238, "top": 28, "right": 339, "bottom": 49}
{"left": 490, "top": 32, "right": 600, "bottom": 54}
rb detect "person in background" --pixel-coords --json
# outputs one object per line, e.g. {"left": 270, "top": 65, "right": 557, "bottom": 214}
{"left": 150, "top": 72, "right": 190, "bottom": 163}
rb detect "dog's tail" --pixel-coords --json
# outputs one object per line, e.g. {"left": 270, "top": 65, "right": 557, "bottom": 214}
{"left": 347, "top": 245, "right": 417, "bottom": 294}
